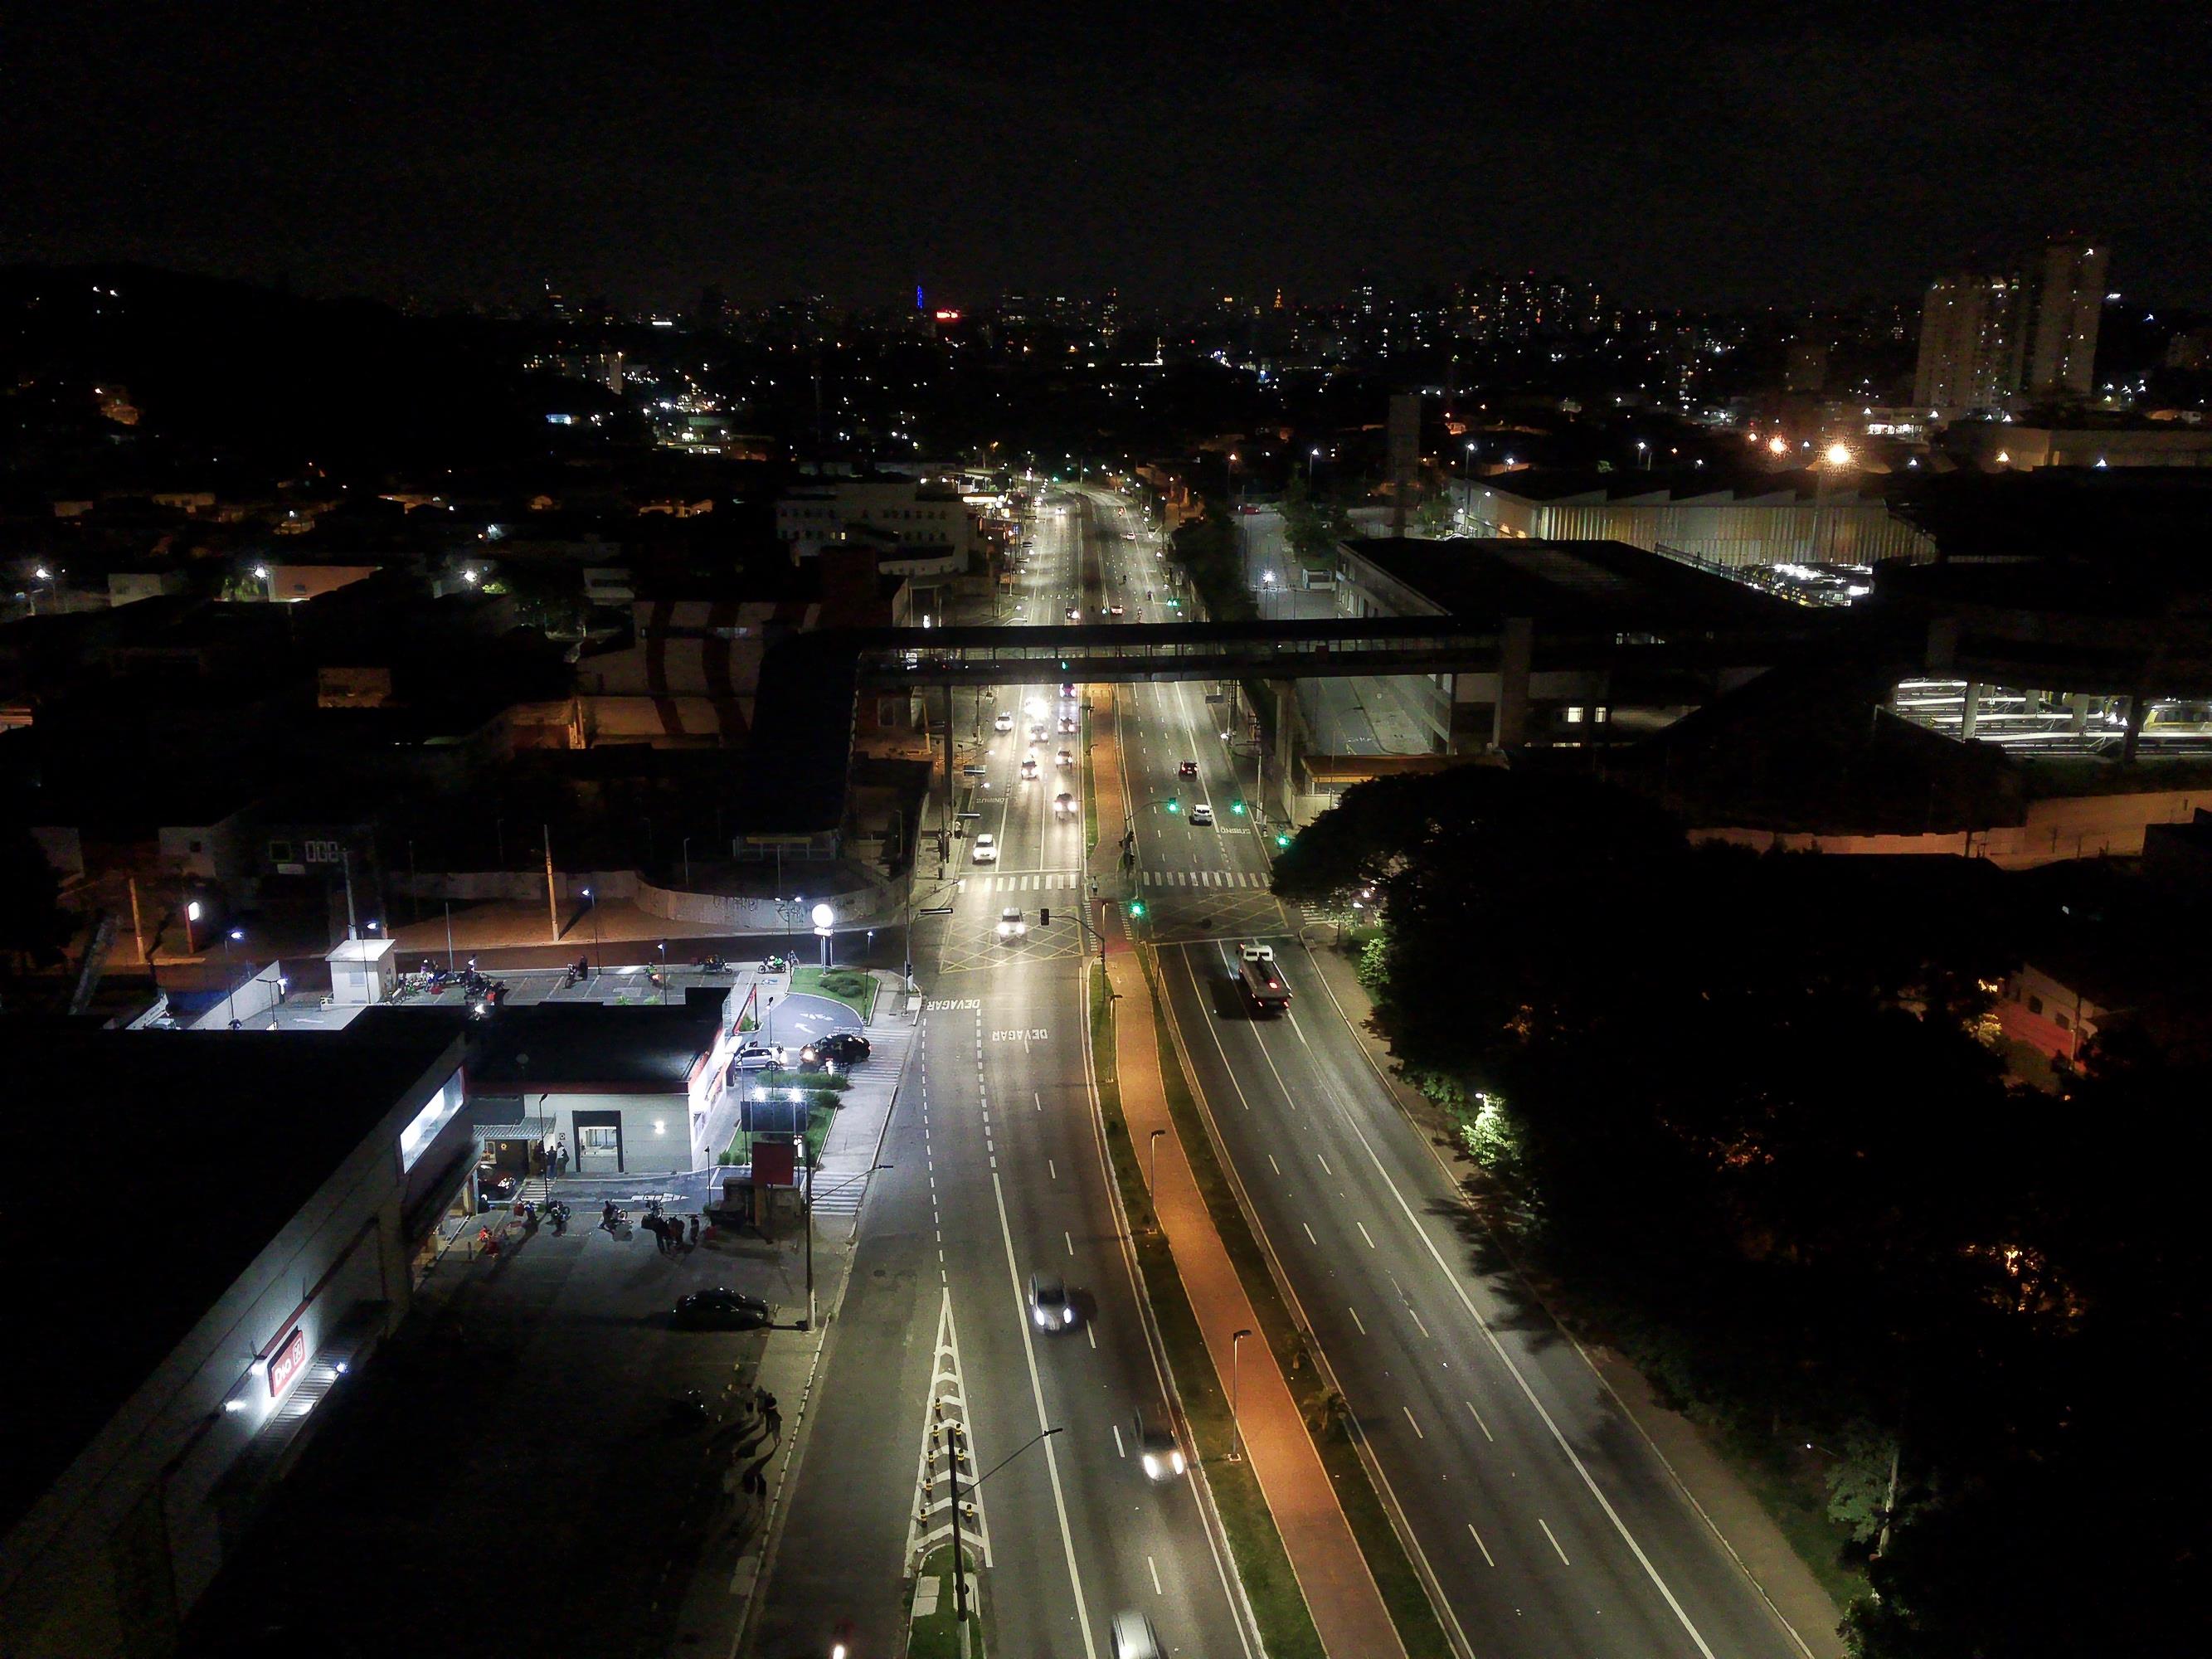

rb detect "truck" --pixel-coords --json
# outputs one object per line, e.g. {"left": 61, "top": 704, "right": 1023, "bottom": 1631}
{"left": 1236, "top": 944, "right": 1291, "bottom": 1014}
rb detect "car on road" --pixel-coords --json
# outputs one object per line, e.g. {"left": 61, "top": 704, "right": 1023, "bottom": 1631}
{"left": 1058, "top": 714, "right": 1077, "bottom": 732}
{"left": 1057, "top": 747, "right": 1073, "bottom": 768}
{"left": 970, "top": 833, "right": 999, "bottom": 864}
{"left": 1109, "top": 1611, "right": 1163, "bottom": 1659}
{"left": 1189, "top": 802, "right": 1214, "bottom": 825}
{"left": 1055, "top": 791, "right": 1077, "bottom": 818}
{"left": 800, "top": 1031, "right": 872, "bottom": 1069}
{"left": 996, "top": 907, "right": 1028, "bottom": 940}
{"left": 994, "top": 711, "right": 1014, "bottom": 732}
{"left": 732, "top": 1042, "right": 787, "bottom": 1073}
{"left": 1060, "top": 683, "right": 1077, "bottom": 698}
{"left": 1028, "top": 1271, "right": 1077, "bottom": 1331}
{"left": 1065, "top": 606, "right": 1082, "bottom": 621}
{"left": 1020, "top": 757, "right": 1039, "bottom": 781}
{"left": 673, "top": 1288, "right": 772, "bottom": 1331}
{"left": 1108, "top": 602, "right": 1124, "bottom": 616}
{"left": 1177, "top": 760, "right": 1198, "bottom": 779}
{"left": 1134, "top": 1409, "right": 1186, "bottom": 1481}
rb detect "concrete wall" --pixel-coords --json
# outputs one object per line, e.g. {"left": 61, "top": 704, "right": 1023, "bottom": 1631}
{"left": 634, "top": 868, "right": 895, "bottom": 929}
{"left": 1694, "top": 788, "right": 2206, "bottom": 868}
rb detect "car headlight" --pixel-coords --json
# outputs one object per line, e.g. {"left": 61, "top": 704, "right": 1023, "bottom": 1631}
{"left": 1171, "top": 1449, "right": 1186, "bottom": 1473}
{"left": 1033, "top": 1307, "right": 1048, "bottom": 1326}
{"left": 1142, "top": 1452, "right": 1159, "bottom": 1477}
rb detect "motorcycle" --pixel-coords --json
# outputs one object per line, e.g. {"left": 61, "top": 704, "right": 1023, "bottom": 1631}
{"left": 546, "top": 1200, "right": 571, "bottom": 1235}
{"left": 698, "top": 955, "right": 729, "bottom": 973}
{"left": 763, "top": 953, "right": 792, "bottom": 975}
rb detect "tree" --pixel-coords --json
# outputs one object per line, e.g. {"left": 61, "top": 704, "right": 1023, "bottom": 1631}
{"left": 0, "top": 825, "right": 72, "bottom": 970}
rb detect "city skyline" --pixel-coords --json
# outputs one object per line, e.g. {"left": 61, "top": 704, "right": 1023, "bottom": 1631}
{"left": 5, "top": 5, "right": 2207, "bottom": 313}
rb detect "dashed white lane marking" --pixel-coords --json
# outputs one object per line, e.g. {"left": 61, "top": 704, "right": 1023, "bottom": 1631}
{"left": 1409, "top": 1306, "right": 1432, "bottom": 1339}
{"left": 1539, "top": 1518, "right": 1573, "bottom": 1566}
{"left": 1302, "top": 1222, "right": 1318, "bottom": 1245}
{"left": 1349, "top": 1306, "right": 1368, "bottom": 1335}
{"left": 1356, "top": 1221, "right": 1376, "bottom": 1249}
{"left": 1048, "top": 1159, "right": 1057, "bottom": 1180}
{"left": 1316, "top": 1153, "right": 1332, "bottom": 1175}
{"left": 1087, "top": 1323, "right": 1096, "bottom": 1350}
{"left": 1065, "top": 1230, "right": 1075, "bottom": 1256}
{"left": 1403, "top": 1405, "right": 1425, "bottom": 1440}
{"left": 1466, "top": 1521, "right": 1496, "bottom": 1567}
{"left": 1112, "top": 1423, "right": 1125, "bottom": 1457}
{"left": 1148, "top": 1554, "right": 1164, "bottom": 1596}
{"left": 1465, "top": 1400, "right": 1495, "bottom": 1442}
{"left": 1267, "top": 1155, "right": 1281, "bottom": 1174}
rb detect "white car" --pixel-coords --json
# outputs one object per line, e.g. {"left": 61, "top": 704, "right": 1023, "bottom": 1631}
{"left": 1189, "top": 802, "right": 1215, "bottom": 825}
{"left": 994, "top": 711, "right": 1014, "bottom": 732}
{"left": 1055, "top": 791, "right": 1077, "bottom": 818}
{"left": 996, "top": 907, "right": 1028, "bottom": 940}
{"left": 970, "top": 833, "right": 999, "bottom": 864}
{"left": 1057, "top": 748, "right": 1073, "bottom": 768}
{"left": 1020, "top": 757, "right": 1039, "bottom": 781}
{"left": 1065, "top": 606, "right": 1081, "bottom": 621}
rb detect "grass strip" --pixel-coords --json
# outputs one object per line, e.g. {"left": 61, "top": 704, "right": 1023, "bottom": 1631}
{"left": 1090, "top": 966, "right": 1323, "bottom": 1659}
{"left": 1136, "top": 951, "right": 1455, "bottom": 1659}
{"left": 1082, "top": 701, "right": 1100, "bottom": 852}
{"left": 790, "top": 965, "right": 878, "bottom": 1021}
{"left": 905, "top": 1545, "right": 988, "bottom": 1659}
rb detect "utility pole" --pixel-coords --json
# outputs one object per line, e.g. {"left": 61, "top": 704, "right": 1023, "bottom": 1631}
{"left": 543, "top": 825, "right": 559, "bottom": 942}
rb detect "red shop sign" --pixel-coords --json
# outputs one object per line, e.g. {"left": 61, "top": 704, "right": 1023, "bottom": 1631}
{"left": 267, "top": 1326, "right": 307, "bottom": 1398}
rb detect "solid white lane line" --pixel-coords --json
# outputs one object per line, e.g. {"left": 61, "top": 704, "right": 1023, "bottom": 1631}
{"left": 1466, "top": 1521, "right": 1496, "bottom": 1567}
{"left": 1349, "top": 1306, "right": 1367, "bottom": 1335}
{"left": 1465, "top": 1400, "right": 1495, "bottom": 1443}
{"left": 1540, "top": 1518, "right": 1573, "bottom": 1567}
{"left": 1331, "top": 1089, "right": 1721, "bottom": 1657}
{"left": 1403, "top": 1405, "right": 1425, "bottom": 1440}
{"left": 989, "top": 1170, "right": 1099, "bottom": 1659}
{"left": 1356, "top": 1221, "right": 1376, "bottom": 1249}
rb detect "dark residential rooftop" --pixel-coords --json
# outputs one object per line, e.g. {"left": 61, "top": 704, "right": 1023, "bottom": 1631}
{"left": 0, "top": 1019, "right": 465, "bottom": 1533}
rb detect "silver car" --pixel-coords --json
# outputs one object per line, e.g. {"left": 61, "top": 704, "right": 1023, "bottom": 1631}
{"left": 1028, "top": 1271, "right": 1077, "bottom": 1331}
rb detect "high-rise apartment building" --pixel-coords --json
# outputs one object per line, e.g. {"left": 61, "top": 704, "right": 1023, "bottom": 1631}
{"left": 2026, "top": 238, "right": 2108, "bottom": 399}
{"left": 1913, "top": 239, "right": 2111, "bottom": 418}
{"left": 1913, "top": 273, "right": 2028, "bottom": 415}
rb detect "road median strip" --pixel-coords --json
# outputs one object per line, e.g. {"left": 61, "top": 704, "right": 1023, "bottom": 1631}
{"left": 1137, "top": 947, "right": 1456, "bottom": 1659}
{"left": 1089, "top": 966, "right": 1325, "bottom": 1659}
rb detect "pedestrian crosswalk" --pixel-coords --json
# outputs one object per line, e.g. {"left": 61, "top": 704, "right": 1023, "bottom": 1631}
{"left": 968, "top": 871, "right": 1081, "bottom": 893}
{"left": 1135, "top": 869, "right": 1272, "bottom": 888}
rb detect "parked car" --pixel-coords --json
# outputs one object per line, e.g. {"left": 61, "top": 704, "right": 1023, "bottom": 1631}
{"left": 1028, "top": 1271, "right": 1077, "bottom": 1331}
{"left": 673, "top": 1288, "right": 772, "bottom": 1331}
{"left": 732, "top": 1042, "right": 787, "bottom": 1073}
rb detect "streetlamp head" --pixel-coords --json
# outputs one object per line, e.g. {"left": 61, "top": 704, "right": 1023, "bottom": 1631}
{"left": 810, "top": 902, "right": 835, "bottom": 929}
{"left": 187, "top": 901, "right": 202, "bottom": 922}
{"left": 228, "top": 928, "right": 244, "bottom": 941}
{"left": 1825, "top": 442, "right": 1854, "bottom": 468}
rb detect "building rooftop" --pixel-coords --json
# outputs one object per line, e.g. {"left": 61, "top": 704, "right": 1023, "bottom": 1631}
{"left": 1339, "top": 536, "right": 1806, "bottom": 632}
{"left": 468, "top": 997, "right": 726, "bottom": 1091}
{"left": 0, "top": 1019, "right": 465, "bottom": 1532}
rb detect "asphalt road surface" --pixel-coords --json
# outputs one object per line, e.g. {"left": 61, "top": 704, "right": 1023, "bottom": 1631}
{"left": 1082, "top": 483, "right": 1808, "bottom": 1659}
{"left": 751, "top": 489, "right": 1253, "bottom": 1659}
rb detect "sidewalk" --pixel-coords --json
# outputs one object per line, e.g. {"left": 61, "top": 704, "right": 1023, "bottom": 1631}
{"left": 1091, "top": 688, "right": 1405, "bottom": 1659}
{"left": 1296, "top": 937, "right": 1847, "bottom": 1659}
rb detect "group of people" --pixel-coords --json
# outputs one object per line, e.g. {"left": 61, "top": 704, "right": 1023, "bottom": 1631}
{"left": 645, "top": 1209, "right": 702, "bottom": 1253}
{"left": 540, "top": 1133, "right": 569, "bottom": 1180}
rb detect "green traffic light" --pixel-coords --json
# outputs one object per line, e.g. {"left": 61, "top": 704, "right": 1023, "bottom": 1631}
{"left": 1275, "top": 832, "right": 1291, "bottom": 848}
{"left": 1166, "top": 798, "right": 1179, "bottom": 813}
{"left": 1130, "top": 900, "right": 1146, "bottom": 917}
{"left": 1231, "top": 800, "right": 1247, "bottom": 815}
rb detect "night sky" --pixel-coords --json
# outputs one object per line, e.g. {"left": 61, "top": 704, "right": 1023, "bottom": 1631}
{"left": 7, "top": 2, "right": 2207, "bottom": 311}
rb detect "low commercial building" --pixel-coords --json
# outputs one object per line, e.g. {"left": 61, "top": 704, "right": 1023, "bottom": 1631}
{"left": 1452, "top": 469, "right": 1935, "bottom": 568}
{"left": 466, "top": 993, "right": 743, "bottom": 1175}
{"left": 0, "top": 1017, "right": 471, "bottom": 1659}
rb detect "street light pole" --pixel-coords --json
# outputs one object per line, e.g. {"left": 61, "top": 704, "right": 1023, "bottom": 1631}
{"left": 582, "top": 886, "right": 599, "bottom": 981}
{"left": 444, "top": 901, "right": 455, "bottom": 972}
{"left": 1229, "top": 1326, "right": 1254, "bottom": 1462}
{"left": 1148, "top": 1129, "right": 1166, "bottom": 1231}
{"left": 221, "top": 928, "right": 245, "bottom": 1029}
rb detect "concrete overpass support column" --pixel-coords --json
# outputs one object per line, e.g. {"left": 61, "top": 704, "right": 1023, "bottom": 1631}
{"left": 1492, "top": 616, "right": 1534, "bottom": 750}
{"left": 2123, "top": 692, "right": 2146, "bottom": 763}
{"left": 2069, "top": 693, "right": 2090, "bottom": 735}
{"left": 1960, "top": 681, "right": 1983, "bottom": 740}
{"left": 1272, "top": 681, "right": 1297, "bottom": 823}
{"left": 940, "top": 684, "right": 955, "bottom": 864}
